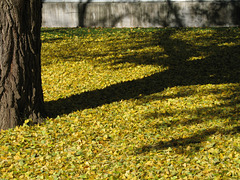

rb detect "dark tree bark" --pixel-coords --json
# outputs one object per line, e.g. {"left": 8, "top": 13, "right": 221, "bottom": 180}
{"left": 0, "top": 0, "right": 45, "bottom": 130}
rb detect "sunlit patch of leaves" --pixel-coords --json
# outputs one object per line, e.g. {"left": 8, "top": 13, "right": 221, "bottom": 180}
{"left": 0, "top": 27, "right": 240, "bottom": 179}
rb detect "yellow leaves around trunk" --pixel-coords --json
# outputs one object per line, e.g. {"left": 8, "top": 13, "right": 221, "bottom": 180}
{"left": 0, "top": 27, "right": 239, "bottom": 179}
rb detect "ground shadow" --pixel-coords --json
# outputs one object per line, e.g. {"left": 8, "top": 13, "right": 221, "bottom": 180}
{"left": 44, "top": 28, "right": 240, "bottom": 153}
{"left": 45, "top": 28, "right": 240, "bottom": 116}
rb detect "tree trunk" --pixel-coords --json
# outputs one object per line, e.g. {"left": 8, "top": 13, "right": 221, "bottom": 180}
{"left": 0, "top": 0, "right": 44, "bottom": 130}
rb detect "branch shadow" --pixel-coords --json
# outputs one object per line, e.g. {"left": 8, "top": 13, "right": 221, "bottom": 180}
{"left": 137, "top": 99, "right": 240, "bottom": 155}
{"left": 136, "top": 125, "right": 240, "bottom": 154}
{"left": 137, "top": 128, "right": 218, "bottom": 154}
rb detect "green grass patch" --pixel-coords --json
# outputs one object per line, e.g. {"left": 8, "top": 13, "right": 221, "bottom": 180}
{"left": 0, "top": 27, "right": 240, "bottom": 179}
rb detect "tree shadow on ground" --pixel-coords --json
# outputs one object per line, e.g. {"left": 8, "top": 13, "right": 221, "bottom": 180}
{"left": 45, "top": 28, "right": 240, "bottom": 116}
{"left": 45, "top": 28, "right": 240, "bottom": 152}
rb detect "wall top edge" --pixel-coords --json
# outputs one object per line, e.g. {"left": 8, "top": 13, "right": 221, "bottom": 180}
{"left": 42, "top": 0, "right": 240, "bottom": 2}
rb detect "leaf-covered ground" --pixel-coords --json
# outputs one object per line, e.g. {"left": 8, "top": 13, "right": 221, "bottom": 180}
{"left": 0, "top": 27, "right": 240, "bottom": 179}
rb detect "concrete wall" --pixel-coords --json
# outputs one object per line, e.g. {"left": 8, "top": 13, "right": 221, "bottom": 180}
{"left": 42, "top": 1, "right": 240, "bottom": 27}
